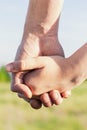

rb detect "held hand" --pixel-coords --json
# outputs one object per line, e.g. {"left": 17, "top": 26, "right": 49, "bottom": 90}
{"left": 6, "top": 0, "right": 71, "bottom": 109}
{"left": 6, "top": 56, "right": 72, "bottom": 101}
{"left": 6, "top": 35, "right": 71, "bottom": 109}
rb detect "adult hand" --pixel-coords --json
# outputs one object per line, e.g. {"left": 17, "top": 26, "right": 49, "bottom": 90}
{"left": 6, "top": 36, "right": 71, "bottom": 109}
{"left": 6, "top": 0, "right": 71, "bottom": 109}
{"left": 7, "top": 55, "right": 72, "bottom": 107}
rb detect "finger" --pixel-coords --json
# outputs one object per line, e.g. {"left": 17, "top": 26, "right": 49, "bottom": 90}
{"left": 6, "top": 57, "right": 45, "bottom": 72}
{"left": 49, "top": 90, "right": 63, "bottom": 105}
{"left": 11, "top": 72, "right": 32, "bottom": 98}
{"left": 29, "top": 99, "right": 42, "bottom": 109}
{"left": 40, "top": 93, "right": 53, "bottom": 107}
{"left": 12, "top": 83, "right": 32, "bottom": 98}
{"left": 18, "top": 93, "right": 28, "bottom": 99}
{"left": 18, "top": 93, "right": 42, "bottom": 109}
{"left": 61, "top": 90, "right": 71, "bottom": 98}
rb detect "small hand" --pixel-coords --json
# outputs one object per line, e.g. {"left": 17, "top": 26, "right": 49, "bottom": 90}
{"left": 6, "top": 56, "right": 71, "bottom": 108}
{"left": 19, "top": 56, "right": 72, "bottom": 94}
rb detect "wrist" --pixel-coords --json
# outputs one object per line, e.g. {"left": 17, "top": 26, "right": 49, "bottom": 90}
{"left": 66, "top": 55, "right": 86, "bottom": 87}
{"left": 23, "top": 20, "right": 59, "bottom": 40}
{"left": 21, "top": 32, "right": 64, "bottom": 57}
{"left": 21, "top": 21, "right": 59, "bottom": 49}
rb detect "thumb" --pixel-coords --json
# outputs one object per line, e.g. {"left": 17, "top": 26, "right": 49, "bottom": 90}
{"left": 6, "top": 57, "right": 45, "bottom": 72}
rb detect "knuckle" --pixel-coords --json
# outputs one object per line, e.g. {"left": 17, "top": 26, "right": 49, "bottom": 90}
{"left": 18, "top": 61, "right": 25, "bottom": 70}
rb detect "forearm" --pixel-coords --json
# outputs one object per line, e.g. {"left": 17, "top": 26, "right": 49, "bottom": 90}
{"left": 67, "top": 43, "right": 87, "bottom": 85}
{"left": 23, "top": 0, "right": 64, "bottom": 40}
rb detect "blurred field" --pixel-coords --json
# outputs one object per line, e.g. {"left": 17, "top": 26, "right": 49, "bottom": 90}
{"left": 0, "top": 81, "right": 87, "bottom": 130}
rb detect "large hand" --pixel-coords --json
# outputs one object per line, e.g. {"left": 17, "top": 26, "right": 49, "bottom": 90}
{"left": 6, "top": 0, "right": 72, "bottom": 109}
{"left": 7, "top": 56, "right": 72, "bottom": 100}
{"left": 6, "top": 35, "right": 71, "bottom": 109}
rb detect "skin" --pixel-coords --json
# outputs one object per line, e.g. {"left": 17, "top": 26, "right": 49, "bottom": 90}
{"left": 7, "top": 43, "right": 87, "bottom": 97}
{"left": 7, "top": 35, "right": 71, "bottom": 109}
{"left": 23, "top": 43, "right": 87, "bottom": 94}
{"left": 6, "top": 0, "right": 71, "bottom": 109}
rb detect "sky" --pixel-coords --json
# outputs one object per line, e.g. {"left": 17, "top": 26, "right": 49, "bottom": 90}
{"left": 0, "top": 0, "right": 87, "bottom": 66}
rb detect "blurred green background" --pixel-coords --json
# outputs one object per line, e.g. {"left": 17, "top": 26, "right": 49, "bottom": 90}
{"left": 0, "top": 66, "right": 87, "bottom": 130}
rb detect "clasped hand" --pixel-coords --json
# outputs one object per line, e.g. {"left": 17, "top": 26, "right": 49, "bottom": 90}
{"left": 6, "top": 55, "right": 72, "bottom": 108}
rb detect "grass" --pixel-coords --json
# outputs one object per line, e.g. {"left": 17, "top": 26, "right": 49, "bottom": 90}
{"left": 0, "top": 81, "right": 87, "bottom": 130}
